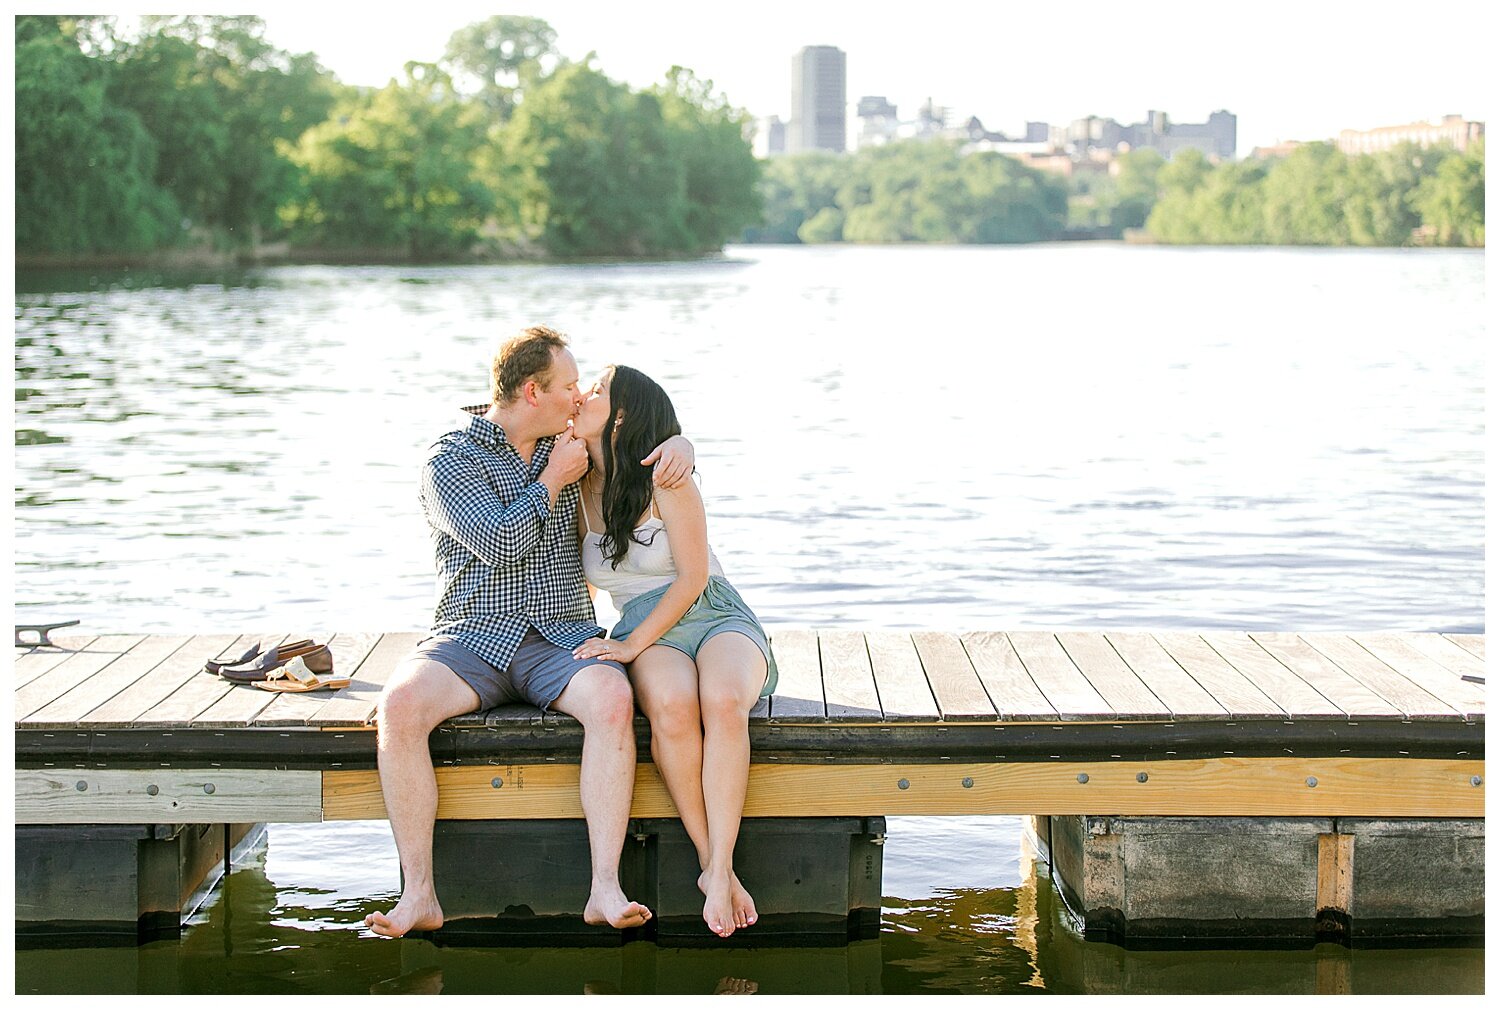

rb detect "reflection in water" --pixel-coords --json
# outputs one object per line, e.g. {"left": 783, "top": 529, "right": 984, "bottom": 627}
{"left": 13, "top": 823, "right": 1483, "bottom": 995}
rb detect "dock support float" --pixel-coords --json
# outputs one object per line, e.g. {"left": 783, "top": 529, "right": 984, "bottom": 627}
{"left": 428, "top": 817, "right": 886, "bottom": 945}
{"left": 1031, "top": 815, "right": 1485, "bottom": 947}
{"left": 16, "top": 822, "right": 265, "bottom": 942}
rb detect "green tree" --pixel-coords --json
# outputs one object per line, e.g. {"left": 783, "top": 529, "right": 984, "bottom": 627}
{"left": 1260, "top": 142, "right": 1346, "bottom": 244}
{"left": 797, "top": 206, "right": 845, "bottom": 243}
{"left": 1145, "top": 148, "right": 1213, "bottom": 242}
{"left": 746, "top": 151, "right": 847, "bottom": 242}
{"left": 116, "top": 16, "right": 337, "bottom": 245}
{"left": 651, "top": 68, "right": 763, "bottom": 252}
{"left": 507, "top": 60, "right": 686, "bottom": 256}
{"left": 443, "top": 15, "right": 557, "bottom": 119}
{"left": 1108, "top": 148, "right": 1164, "bottom": 231}
{"left": 1413, "top": 138, "right": 1485, "bottom": 246}
{"left": 284, "top": 63, "right": 494, "bottom": 258}
{"left": 14, "top": 21, "right": 177, "bottom": 254}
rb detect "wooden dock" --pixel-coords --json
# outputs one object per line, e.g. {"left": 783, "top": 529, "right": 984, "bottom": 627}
{"left": 15, "top": 629, "right": 1485, "bottom": 824}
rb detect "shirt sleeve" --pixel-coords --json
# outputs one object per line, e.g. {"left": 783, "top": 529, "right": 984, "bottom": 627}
{"left": 421, "top": 450, "right": 552, "bottom": 567}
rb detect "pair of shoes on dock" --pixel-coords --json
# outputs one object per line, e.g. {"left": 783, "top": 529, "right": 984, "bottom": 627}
{"left": 207, "top": 639, "right": 347, "bottom": 691}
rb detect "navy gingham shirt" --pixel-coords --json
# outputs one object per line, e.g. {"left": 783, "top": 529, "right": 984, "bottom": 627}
{"left": 419, "top": 406, "right": 603, "bottom": 670}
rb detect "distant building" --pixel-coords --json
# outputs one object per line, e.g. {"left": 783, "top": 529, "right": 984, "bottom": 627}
{"left": 1337, "top": 114, "right": 1484, "bottom": 155}
{"left": 856, "top": 96, "right": 898, "bottom": 149}
{"left": 1023, "top": 121, "right": 1051, "bottom": 143}
{"left": 1250, "top": 140, "right": 1303, "bottom": 160}
{"left": 789, "top": 45, "right": 847, "bottom": 153}
{"left": 1052, "top": 109, "right": 1236, "bottom": 160}
{"left": 754, "top": 115, "right": 787, "bottom": 158}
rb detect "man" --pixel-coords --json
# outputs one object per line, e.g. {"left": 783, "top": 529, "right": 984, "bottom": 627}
{"left": 364, "top": 326, "right": 692, "bottom": 938}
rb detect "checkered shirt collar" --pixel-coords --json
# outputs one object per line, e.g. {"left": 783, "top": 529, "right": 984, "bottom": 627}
{"left": 460, "top": 405, "right": 510, "bottom": 453}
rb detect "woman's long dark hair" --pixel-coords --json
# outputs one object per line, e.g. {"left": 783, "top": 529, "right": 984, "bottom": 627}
{"left": 599, "top": 365, "right": 682, "bottom": 568}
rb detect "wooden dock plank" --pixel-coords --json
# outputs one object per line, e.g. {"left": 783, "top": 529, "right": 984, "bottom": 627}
{"left": 765, "top": 629, "right": 825, "bottom": 721}
{"left": 1349, "top": 633, "right": 1485, "bottom": 720}
{"left": 1444, "top": 633, "right": 1484, "bottom": 661}
{"left": 1203, "top": 633, "right": 1345, "bottom": 718}
{"left": 23, "top": 635, "right": 192, "bottom": 727}
{"left": 311, "top": 631, "right": 426, "bottom": 727}
{"left": 78, "top": 634, "right": 242, "bottom": 727}
{"left": 1299, "top": 634, "right": 1458, "bottom": 719}
{"left": 252, "top": 632, "right": 383, "bottom": 727}
{"left": 1248, "top": 633, "right": 1403, "bottom": 719}
{"left": 1006, "top": 632, "right": 1113, "bottom": 719}
{"left": 322, "top": 756, "right": 1486, "bottom": 821}
{"left": 14, "top": 635, "right": 100, "bottom": 688}
{"left": 15, "top": 635, "right": 145, "bottom": 721}
{"left": 1057, "top": 632, "right": 1169, "bottom": 717}
{"left": 959, "top": 632, "right": 1057, "bottom": 719}
{"left": 16, "top": 768, "right": 322, "bottom": 824}
{"left": 865, "top": 632, "right": 940, "bottom": 720}
{"left": 1104, "top": 633, "right": 1227, "bottom": 717}
{"left": 138, "top": 633, "right": 285, "bottom": 726}
{"left": 817, "top": 630, "right": 882, "bottom": 719}
{"left": 1154, "top": 634, "right": 1284, "bottom": 717}
{"left": 1397, "top": 632, "right": 1487, "bottom": 683}
{"left": 911, "top": 631, "right": 996, "bottom": 720}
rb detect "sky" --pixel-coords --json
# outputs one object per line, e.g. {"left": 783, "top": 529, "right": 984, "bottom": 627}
{"left": 31, "top": 2, "right": 1500, "bottom": 156}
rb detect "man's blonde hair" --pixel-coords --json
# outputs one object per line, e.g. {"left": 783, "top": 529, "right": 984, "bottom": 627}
{"left": 491, "top": 325, "right": 569, "bottom": 405}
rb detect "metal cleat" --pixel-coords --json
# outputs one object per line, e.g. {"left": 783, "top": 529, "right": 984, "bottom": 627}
{"left": 15, "top": 620, "right": 80, "bottom": 649}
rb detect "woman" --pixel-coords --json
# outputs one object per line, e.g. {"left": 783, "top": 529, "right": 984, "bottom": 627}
{"left": 570, "top": 365, "right": 778, "bottom": 939}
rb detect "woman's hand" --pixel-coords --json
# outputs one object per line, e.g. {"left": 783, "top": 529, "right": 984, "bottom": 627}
{"left": 573, "top": 637, "right": 642, "bottom": 664}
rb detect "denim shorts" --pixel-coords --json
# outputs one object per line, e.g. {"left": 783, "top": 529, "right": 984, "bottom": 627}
{"left": 412, "top": 629, "right": 626, "bottom": 712}
{"left": 611, "top": 576, "right": 778, "bottom": 697}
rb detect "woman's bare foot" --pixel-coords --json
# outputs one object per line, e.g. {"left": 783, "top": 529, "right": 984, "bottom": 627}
{"left": 364, "top": 890, "right": 444, "bottom": 938}
{"left": 699, "top": 868, "right": 758, "bottom": 932}
{"left": 583, "top": 884, "right": 652, "bottom": 929}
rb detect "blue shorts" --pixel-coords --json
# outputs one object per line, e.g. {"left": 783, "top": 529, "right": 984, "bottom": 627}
{"left": 611, "top": 576, "right": 778, "bottom": 697}
{"left": 412, "top": 629, "right": 626, "bottom": 712}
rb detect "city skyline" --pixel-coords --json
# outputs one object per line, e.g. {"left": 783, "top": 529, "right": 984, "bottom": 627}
{"left": 88, "top": 2, "right": 1492, "bottom": 158}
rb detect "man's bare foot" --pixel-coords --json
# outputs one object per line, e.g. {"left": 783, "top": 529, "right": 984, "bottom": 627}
{"left": 364, "top": 891, "right": 444, "bottom": 938}
{"left": 699, "top": 868, "right": 758, "bottom": 932}
{"left": 583, "top": 884, "right": 652, "bottom": 929}
{"left": 714, "top": 977, "right": 760, "bottom": 995}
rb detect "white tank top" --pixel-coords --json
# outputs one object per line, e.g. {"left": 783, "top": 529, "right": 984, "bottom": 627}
{"left": 580, "top": 493, "right": 725, "bottom": 611}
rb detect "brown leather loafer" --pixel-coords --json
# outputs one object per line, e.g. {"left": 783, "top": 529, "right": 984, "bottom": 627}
{"left": 219, "top": 640, "right": 331, "bottom": 682}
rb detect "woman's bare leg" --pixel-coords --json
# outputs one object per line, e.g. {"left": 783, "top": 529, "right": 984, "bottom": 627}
{"left": 629, "top": 645, "right": 712, "bottom": 868}
{"left": 695, "top": 631, "right": 767, "bottom": 937}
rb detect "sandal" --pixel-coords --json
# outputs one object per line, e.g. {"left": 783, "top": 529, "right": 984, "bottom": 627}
{"left": 254, "top": 655, "right": 351, "bottom": 693}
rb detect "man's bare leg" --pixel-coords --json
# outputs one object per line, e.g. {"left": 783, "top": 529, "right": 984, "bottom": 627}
{"left": 551, "top": 664, "right": 652, "bottom": 929}
{"left": 363, "top": 656, "right": 480, "bottom": 938}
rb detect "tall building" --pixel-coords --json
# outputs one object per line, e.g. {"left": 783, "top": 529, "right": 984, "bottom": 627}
{"left": 789, "top": 45, "right": 847, "bottom": 152}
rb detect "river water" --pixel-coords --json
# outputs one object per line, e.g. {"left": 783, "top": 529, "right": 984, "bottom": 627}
{"left": 13, "top": 244, "right": 1485, "bottom": 993}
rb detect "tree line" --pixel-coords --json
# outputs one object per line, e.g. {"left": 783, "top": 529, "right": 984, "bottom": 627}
{"left": 15, "top": 15, "right": 1484, "bottom": 260}
{"left": 745, "top": 141, "right": 1071, "bottom": 244}
{"left": 752, "top": 139, "right": 1482, "bottom": 248}
{"left": 15, "top": 14, "right": 761, "bottom": 260}
{"left": 1143, "top": 142, "right": 1484, "bottom": 246}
